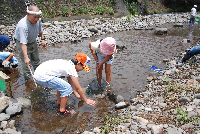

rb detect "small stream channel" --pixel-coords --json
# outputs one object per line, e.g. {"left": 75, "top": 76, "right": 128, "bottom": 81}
{"left": 6, "top": 23, "right": 200, "bottom": 133}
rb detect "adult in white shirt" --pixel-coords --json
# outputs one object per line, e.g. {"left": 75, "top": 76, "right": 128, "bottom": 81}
{"left": 190, "top": 5, "right": 197, "bottom": 25}
{"left": 14, "top": 5, "right": 46, "bottom": 82}
{"left": 34, "top": 53, "right": 96, "bottom": 115}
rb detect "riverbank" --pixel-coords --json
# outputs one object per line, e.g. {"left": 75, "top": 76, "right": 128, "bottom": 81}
{"left": 81, "top": 42, "right": 200, "bottom": 133}
{"left": 0, "top": 13, "right": 200, "bottom": 133}
{"left": 1, "top": 12, "right": 198, "bottom": 52}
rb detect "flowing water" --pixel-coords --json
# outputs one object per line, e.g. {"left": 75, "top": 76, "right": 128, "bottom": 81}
{"left": 6, "top": 23, "right": 200, "bottom": 133}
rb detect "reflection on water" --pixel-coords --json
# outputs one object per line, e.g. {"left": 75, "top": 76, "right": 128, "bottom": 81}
{"left": 6, "top": 23, "right": 200, "bottom": 133}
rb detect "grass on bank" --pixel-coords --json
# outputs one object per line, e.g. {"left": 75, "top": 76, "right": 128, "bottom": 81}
{"left": 35, "top": 0, "right": 116, "bottom": 18}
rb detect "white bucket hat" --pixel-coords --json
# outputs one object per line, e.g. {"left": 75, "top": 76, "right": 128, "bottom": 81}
{"left": 91, "top": 39, "right": 100, "bottom": 50}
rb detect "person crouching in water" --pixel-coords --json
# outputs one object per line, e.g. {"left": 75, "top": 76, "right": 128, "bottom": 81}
{"left": 34, "top": 53, "right": 96, "bottom": 115}
{"left": 89, "top": 37, "right": 117, "bottom": 88}
{"left": 0, "top": 35, "right": 18, "bottom": 73}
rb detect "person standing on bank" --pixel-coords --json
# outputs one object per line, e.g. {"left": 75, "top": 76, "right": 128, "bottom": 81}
{"left": 14, "top": 5, "right": 46, "bottom": 82}
{"left": 190, "top": 5, "right": 197, "bottom": 26}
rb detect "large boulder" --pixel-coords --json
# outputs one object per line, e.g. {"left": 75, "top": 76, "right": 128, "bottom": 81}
{"left": 174, "top": 23, "right": 183, "bottom": 27}
{"left": 154, "top": 28, "right": 167, "bottom": 35}
{"left": 0, "top": 96, "right": 10, "bottom": 113}
{"left": 5, "top": 101, "right": 22, "bottom": 115}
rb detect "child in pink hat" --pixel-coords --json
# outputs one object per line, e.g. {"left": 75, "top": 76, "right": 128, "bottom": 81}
{"left": 89, "top": 37, "right": 117, "bottom": 87}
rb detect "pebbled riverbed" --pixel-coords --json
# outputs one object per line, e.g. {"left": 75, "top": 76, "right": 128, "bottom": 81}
{"left": 4, "top": 22, "right": 199, "bottom": 133}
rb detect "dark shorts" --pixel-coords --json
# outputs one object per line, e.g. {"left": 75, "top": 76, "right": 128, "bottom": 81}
{"left": 190, "top": 16, "right": 195, "bottom": 23}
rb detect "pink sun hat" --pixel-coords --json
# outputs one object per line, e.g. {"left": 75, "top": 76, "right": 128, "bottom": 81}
{"left": 100, "top": 37, "right": 116, "bottom": 55}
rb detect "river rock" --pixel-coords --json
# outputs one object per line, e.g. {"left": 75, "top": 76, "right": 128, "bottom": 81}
{"left": 181, "top": 123, "right": 194, "bottom": 129}
{"left": 137, "top": 117, "right": 148, "bottom": 126}
{"left": 0, "top": 121, "right": 7, "bottom": 129}
{"left": 93, "top": 127, "right": 101, "bottom": 133}
{"left": 154, "top": 28, "right": 167, "bottom": 35}
{"left": 6, "top": 101, "right": 22, "bottom": 115}
{"left": 151, "top": 124, "right": 163, "bottom": 134}
{"left": 174, "top": 23, "right": 183, "bottom": 27}
{"left": 0, "top": 113, "right": 10, "bottom": 121}
{"left": 179, "top": 97, "right": 191, "bottom": 103}
{"left": 0, "top": 128, "right": 21, "bottom": 134}
{"left": 115, "top": 101, "right": 127, "bottom": 109}
{"left": 16, "top": 97, "right": 31, "bottom": 108}
{"left": 194, "top": 94, "right": 200, "bottom": 99}
{"left": 115, "top": 95, "right": 124, "bottom": 103}
{"left": 0, "top": 96, "right": 10, "bottom": 113}
{"left": 87, "top": 26, "right": 98, "bottom": 33}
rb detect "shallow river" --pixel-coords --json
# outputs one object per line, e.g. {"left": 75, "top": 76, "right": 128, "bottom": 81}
{"left": 6, "top": 23, "right": 200, "bottom": 133}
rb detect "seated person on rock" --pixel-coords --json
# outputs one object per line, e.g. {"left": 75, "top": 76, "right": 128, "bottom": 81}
{"left": 0, "top": 35, "right": 18, "bottom": 73}
{"left": 177, "top": 46, "right": 200, "bottom": 63}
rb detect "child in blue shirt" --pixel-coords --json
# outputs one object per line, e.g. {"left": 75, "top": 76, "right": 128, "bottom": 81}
{"left": 0, "top": 52, "right": 18, "bottom": 73}
{"left": 0, "top": 35, "right": 18, "bottom": 73}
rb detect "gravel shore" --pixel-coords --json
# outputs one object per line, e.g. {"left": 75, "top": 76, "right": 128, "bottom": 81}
{"left": 1, "top": 13, "right": 200, "bottom": 134}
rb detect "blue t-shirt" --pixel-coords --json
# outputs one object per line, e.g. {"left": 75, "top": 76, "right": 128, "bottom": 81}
{"left": 0, "top": 52, "right": 18, "bottom": 64}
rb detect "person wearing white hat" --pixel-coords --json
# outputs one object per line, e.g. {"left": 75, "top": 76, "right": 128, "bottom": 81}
{"left": 190, "top": 5, "right": 197, "bottom": 26}
{"left": 14, "top": 5, "right": 46, "bottom": 82}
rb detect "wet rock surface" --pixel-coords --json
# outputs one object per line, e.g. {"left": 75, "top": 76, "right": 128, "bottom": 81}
{"left": 0, "top": 91, "right": 31, "bottom": 133}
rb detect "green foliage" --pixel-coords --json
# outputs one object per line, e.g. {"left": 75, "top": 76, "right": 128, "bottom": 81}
{"left": 94, "top": 5, "right": 105, "bottom": 15}
{"left": 79, "top": 7, "right": 88, "bottom": 14}
{"left": 123, "top": 0, "right": 138, "bottom": 15}
{"left": 35, "top": 0, "right": 116, "bottom": 18}
{"left": 126, "top": 114, "right": 131, "bottom": 119}
{"left": 61, "top": 6, "right": 68, "bottom": 12}
{"left": 189, "top": 116, "right": 200, "bottom": 123}
{"left": 101, "top": 115, "right": 121, "bottom": 134}
{"left": 175, "top": 108, "right": 200, "bottom": 125}
{"left": 164, "top": 77, "right": 169, "bottom": 82}
{"left": 175, "top": 108, "right": 187, "bottom": 122}
{"left": 126, "top": 15, "right": 131, "bottom": 23}
{"left": 166, "top": 84, "right": 178, "bottom": 92}
{"left": 129, "top": 2, "right": 139, "bottom": 15}
{"left": 105, "top": 7, "right": 115, "bottom": 15}
{"left": 152, "top": 0, "right": 156, "bottom": 5}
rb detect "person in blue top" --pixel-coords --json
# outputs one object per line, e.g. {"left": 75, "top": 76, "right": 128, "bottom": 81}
{"left": 0, "top": 35, "right": 10, "bottom": 51}
{"left": 0, "top": 35, "right": 18, "bottom": 73}
{"left": 0, "top": 52, "right": 18, "bottom": 73}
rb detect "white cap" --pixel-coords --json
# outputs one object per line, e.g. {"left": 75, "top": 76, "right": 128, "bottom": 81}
{"left": 194, "top": 5, "right": 197, "bottom": 7}
{"left": 91, "top": 39, "right": 100, "bottom": 50}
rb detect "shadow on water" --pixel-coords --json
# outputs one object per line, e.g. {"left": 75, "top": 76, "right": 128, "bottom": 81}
{"left": 6, "top": 23, "right": 200, "bottom": 133}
